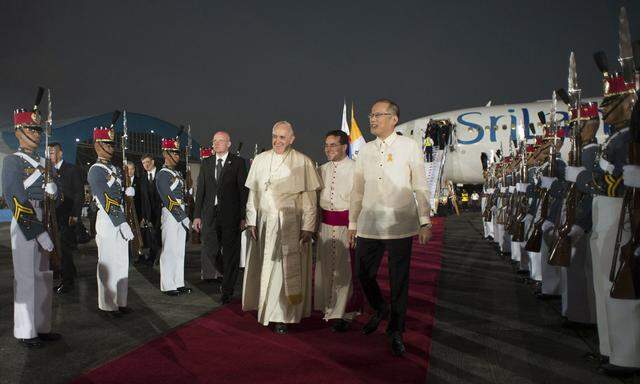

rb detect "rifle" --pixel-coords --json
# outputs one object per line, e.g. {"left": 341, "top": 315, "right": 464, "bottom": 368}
{"left": 121, "top": 110, "right": 144, "bottom": 257}
{"left": 526, "top": 105, "right": 557, "bottom": 253}
{"left": 512, "top": 143, "right": 528, "bottom": 242}
{"left": 549, "top": 81, "right": 581, "bottom": 266}
{"left": 183, "top": 124, "right": 199, "bottom": 244}
{"left": 610, "top": 29, "right": 640, "bottom": 299}
{"left": 42, "top": 87, "right": 62, "bottom": 271}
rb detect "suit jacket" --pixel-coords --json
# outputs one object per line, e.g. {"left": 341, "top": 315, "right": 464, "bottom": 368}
{"left": 139, "top": 169, "right": 162, "bottom": 226}
{"left": 194, "top": 153, "right": 248, "bottom": 227}
{"left": 55, "top": 160, "right": 84, "bottom": 223}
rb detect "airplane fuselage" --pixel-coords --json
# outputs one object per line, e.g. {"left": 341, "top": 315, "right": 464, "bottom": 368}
{"left": 396, "top": 99, "right": 606, "bottom": 184}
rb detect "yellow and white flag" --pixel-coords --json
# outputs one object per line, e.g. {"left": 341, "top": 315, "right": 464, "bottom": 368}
{"left": 350, "top": 102, "right": 366, "bottom": 158}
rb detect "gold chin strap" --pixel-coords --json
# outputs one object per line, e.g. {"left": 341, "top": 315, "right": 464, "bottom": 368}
{"left": 12, "top": 197, "right": 33, "bottom": 219}
{"left": 104, "top": 192, "right": 121, "bottom": 213}
{"left": 604, "top": 173, "right": 623, "bottom": 197}
{"left": 167, "top": 195, "right": 180, "bottom": 212}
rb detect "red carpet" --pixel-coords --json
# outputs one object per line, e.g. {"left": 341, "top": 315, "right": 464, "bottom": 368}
{"left": 73, "top": 217, "right": 443, "bottom": 384}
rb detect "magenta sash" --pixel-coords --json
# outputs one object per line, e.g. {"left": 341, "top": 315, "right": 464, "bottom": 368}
{"left": 321, "top": 209, "right": 349, "bottom": 226}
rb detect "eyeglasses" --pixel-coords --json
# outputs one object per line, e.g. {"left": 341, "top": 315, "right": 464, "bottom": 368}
{"left": 368, "top": 112, "right": 393, "bottom": 120}
{"left": 324, "top": 143, "right": 345, "bottom": 149}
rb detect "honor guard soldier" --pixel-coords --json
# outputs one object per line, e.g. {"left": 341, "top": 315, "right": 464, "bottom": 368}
{"left": 88, "top": 120, "right": 135, "bottom": 318}
{"left": 156, "top": 137, "right": 192, "bottom": 296}
{"left": 570, "top": 10, "right": 640, "bottom": 374}
{"left": 3, "top": 91, "right": 61, "bottom": 348}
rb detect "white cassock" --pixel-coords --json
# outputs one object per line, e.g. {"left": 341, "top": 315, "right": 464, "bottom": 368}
{"left": 242, "top": 149, "right": 321, "bottom": 326}
{"left": 314, "top": 157, "right": 360, "bottom": 321}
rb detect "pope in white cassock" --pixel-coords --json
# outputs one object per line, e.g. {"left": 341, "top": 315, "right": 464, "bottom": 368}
{"left": 314, "top": 130, "right": 363, "bottom": 332}
{"left": 243, "top": 121, "right": 321, "bottom": 334}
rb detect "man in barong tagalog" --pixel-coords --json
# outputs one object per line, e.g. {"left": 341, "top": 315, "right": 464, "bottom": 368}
{"left": 314, "top": 130, "right": 364, "bottom": 332}
{"left": 348, "top": 99, "right": 432, "bottom": 357}
{"left": 243, "top": 121, "right": 321, "bottom": 334}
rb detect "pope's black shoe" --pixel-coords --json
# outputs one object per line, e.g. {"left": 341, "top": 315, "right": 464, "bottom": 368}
{"left": 37, "top": 332, "right": 61, "bottom": 342}
{"left": 164, "top": 290, "right": 180, "bottom": 296}
{"left": 178, "top": 287, "right": 192, "bottom": 295}
{"left": 102, "top": 310, "right": 123, "bottom": 318}
{"left": 119, "top": 307, "right": 134, "bottom": 315}
{"left": 362, "top": 308, "right": 389, "bottom": 335}
{"left": 219, "top": 294, "right": 232, "bottom": 304}
{"left": 18, "top": 337, "right": 43, "bottom": 348}
{"left": 273, "top": 323, "right": 288, "bottom": 334}
{"left": 331, "top": 319, "right": 351, "bottom": 333}
{"left": 389, "top": 332, "right": 406, "bottom": 357}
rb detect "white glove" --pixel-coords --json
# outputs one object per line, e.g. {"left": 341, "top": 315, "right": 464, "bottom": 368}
{"left": 565, "top": 166, "right": 586, "bottom": 183}
{"left": 486, "top": 188, "right": 494, "bottom": 194}
{"left": 516, "top": 183, "right": 529, "bottom": 193}
{"left": 189, "top": 188, "right": 193, "bottom": 195}
{"left": 599, "top": 157, "right": 614, "bottom": 174}
{"left": 541, "top": 220, "right": 555, "bottom": 232}
{"left": 623, "top": 165, "right": 640, "bottom": 188}
{"left": 181, "top": 217, "right": 191, "bottom": 230}
{"left": 37, "top": 231, "right": 54, "bottom": 252}
{"left": 568, "top": 224, "right": 585, "bottom": 240}
{"left": 540, "top": 176, "right": 557, "bottom": 190}
{"left": 119, "top": 222, "right": 134, "bottom": 241}
{"left": 125, "top": 187, "right": 135, "bottom": 197}
{"left": 45, "top": 182, "right": 57, "bottom": 196}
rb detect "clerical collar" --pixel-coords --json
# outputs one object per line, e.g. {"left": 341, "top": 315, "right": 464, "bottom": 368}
{"left": 331, "top": 156, "right": 348, "bottom": 165}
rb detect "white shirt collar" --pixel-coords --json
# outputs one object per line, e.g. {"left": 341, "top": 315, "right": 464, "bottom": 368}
{"left": 55, "top": 159, "right": 63, "bottom": 169}
{"left": 147, "top": 167, "right": 156, "bottom": 178}
{"left": 215, "top": 152, "right": 229, "bottom": 163}
{"left": 375, "top": 131, "right": 398, "bottom": 147}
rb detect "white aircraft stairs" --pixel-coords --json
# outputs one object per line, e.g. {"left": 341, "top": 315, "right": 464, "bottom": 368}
{"left": 425, "top": 147, "right": 447, "bottom": 215}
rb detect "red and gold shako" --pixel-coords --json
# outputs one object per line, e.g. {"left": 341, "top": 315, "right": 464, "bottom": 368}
{"left": 569, "top": 102, "right": 599, "bottom": 122}
{"left": 93, "top": 126, "right": 115, "bottom": 143}
{"left": 200, "top": 147, "right": 212, "bottom": 159}
{"left": 161, "top": 137, "right": 180, "bottom": 152}
{"left": 13, "top": 108, "right": 42, "bottom": 131}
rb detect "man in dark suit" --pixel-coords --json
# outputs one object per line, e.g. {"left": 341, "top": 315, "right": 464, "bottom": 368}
{"left": 139, "top": 154, "right": 162, "bottom": 266}
{"left": 193, "top": 131, "right": 248, "bottom": 304}
{"left": 48, "top": 142, "right": 84, "bottom": 294}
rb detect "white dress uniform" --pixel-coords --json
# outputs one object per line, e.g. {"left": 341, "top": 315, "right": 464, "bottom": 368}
{"left": 3, "top": 149, "right": 55, "bottom": 339}
{"left": 156, "top": 166, "right": 189, "bottom": 292}
{"left": 88, "top": 159, "right": 130, "bottom": 311}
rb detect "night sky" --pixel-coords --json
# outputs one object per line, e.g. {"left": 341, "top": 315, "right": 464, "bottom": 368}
{"left": 1, "top": 0, "right": 637, "bottom": 161}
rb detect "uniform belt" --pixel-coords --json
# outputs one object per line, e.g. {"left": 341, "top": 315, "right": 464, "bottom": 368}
{"left": 321, "top": 209, "right": 349, "bottom": 226}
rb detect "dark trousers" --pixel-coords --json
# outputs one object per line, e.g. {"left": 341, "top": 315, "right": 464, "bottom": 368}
{"left": 202, "top": 210, "right": 241, "bottom": 296}
{"left": 356, "top": 236, "right": 413, "bottom": 333}
{"left": 58, "top": 221, "right": 77, "bottom": 284}
{"left": 141, "top": 220, "right": 162, "bottom": 263}
{"left": 425, "top": 147, "right": 433, "bottom": 162}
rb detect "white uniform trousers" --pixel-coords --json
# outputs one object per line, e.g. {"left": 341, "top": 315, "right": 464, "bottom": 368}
{"left": 481, "top": 197, "right": 494, "bottom": 239}
{"left": 591, "top": 196, "right": 640, "bottom": 367}
{"left": 511, "top": 240, "right": 522, "bottom": 262}
{"left": 11, "top": 205, "right": 53, "bottom": 339}
{"left": 95, "top": 209, "right": 129, "bottom": 311}
{"left": 518, "top": 215, "right": 533, "bottom": 272}
{"left": 560, "top": 233, "right": 596, "bottom": 324}
{"left": 492, "top": 208, "right": 500, "bottom": 245}
{"left": 540, "top": 227, "right": 562, "bottom": 295}
{"left": 160, "top": 207, "right": 187, "bottom": 291}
